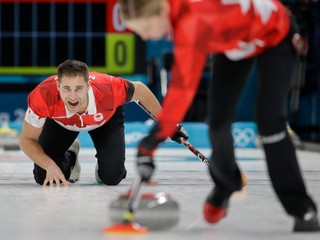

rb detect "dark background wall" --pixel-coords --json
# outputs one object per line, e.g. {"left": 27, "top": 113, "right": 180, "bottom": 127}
{"left": 0, "top": 0, "right": 319, "bottom": 141}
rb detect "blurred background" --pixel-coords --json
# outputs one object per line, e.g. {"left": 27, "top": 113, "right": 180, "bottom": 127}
{"left": 0, "top": 0, "right": 319, "bottom": 150}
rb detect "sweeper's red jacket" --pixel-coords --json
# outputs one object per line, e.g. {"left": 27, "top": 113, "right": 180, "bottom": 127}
{"left": 156, "top": 0, "right": 291, "bottom": 139}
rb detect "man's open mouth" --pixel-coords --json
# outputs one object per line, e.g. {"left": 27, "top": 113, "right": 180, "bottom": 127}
{"left": 68, "top": 101, "right": 79, "bottom": 109}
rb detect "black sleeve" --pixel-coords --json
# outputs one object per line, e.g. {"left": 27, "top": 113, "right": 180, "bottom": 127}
{"left": 125, "top": 80, "right": 135, "bottom": 102}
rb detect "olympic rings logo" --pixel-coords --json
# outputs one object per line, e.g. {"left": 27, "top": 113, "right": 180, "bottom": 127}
{"left": 232, "top": 127, "right": 257, "bottom": 147}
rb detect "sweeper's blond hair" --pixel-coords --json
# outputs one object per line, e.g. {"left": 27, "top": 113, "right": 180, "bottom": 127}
{"left": 119, "top": 0, "right": 163, "bottom": 20}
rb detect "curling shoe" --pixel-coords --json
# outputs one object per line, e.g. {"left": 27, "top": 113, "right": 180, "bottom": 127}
{"left": 203, "top": 190, "right": 228, "bottom": 224}
{"left": 203, "top": 202, "right": 227, "bottom": 224}
{"left": 68, "top": 139, "right": 81, "bottom": 183}
{"left": 293, "top": 208, "right": 320, "bottom": 232}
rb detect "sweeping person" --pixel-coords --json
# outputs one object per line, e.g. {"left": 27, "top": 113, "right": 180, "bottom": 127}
{"left": 119, "top": 0, "right": 320, "bottom": 232}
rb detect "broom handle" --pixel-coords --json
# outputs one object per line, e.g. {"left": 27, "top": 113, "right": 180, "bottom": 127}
{"left": 122, "top": 176, "right": 143, "bottom": 223}
{"left": 134, "top": 100, "right": 209, "bottom": 166}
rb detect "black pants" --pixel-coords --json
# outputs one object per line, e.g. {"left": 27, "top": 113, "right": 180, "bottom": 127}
{"left": 34, "top": 107, "right": 127, "bottom": 185}
{"left": 208, "top": 25, "right": 317, "bottom": 217}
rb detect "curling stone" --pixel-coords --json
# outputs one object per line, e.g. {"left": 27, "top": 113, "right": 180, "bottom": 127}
{"left": 110, "top": 192, "right": 179, "bottom": 230}
{"left": 0, "top": 127, "right": 20, "bottom": 151}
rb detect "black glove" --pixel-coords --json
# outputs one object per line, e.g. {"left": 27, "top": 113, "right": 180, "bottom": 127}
{"left": 137, "top": 154, "right": 155, "bottom": 182}
{"left": 171, "top": 124, "right": 189, "bottom": 144}
{"left": 137, "top": 123, "right": 166, "bottom": 182}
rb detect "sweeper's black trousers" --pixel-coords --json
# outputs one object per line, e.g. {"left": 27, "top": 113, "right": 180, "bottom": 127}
{"left": 208, "top": 25, "right": 317, "bottom": 218}
{"left": 33, "top": 106, "right": 127, "bottom": 185}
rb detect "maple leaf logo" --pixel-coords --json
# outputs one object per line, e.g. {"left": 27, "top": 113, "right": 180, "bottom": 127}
{"left": 221, "top": 0, "right": 278, "bottom": 24}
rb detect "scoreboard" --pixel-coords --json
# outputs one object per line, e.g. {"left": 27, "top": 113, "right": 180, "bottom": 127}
{"left": 0, "top": 0, "right": 145, "bottom": 75}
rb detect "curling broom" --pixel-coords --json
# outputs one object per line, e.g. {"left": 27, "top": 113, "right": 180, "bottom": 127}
{"left": 104, "top": 177, "right": 148, "bottom": 234}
